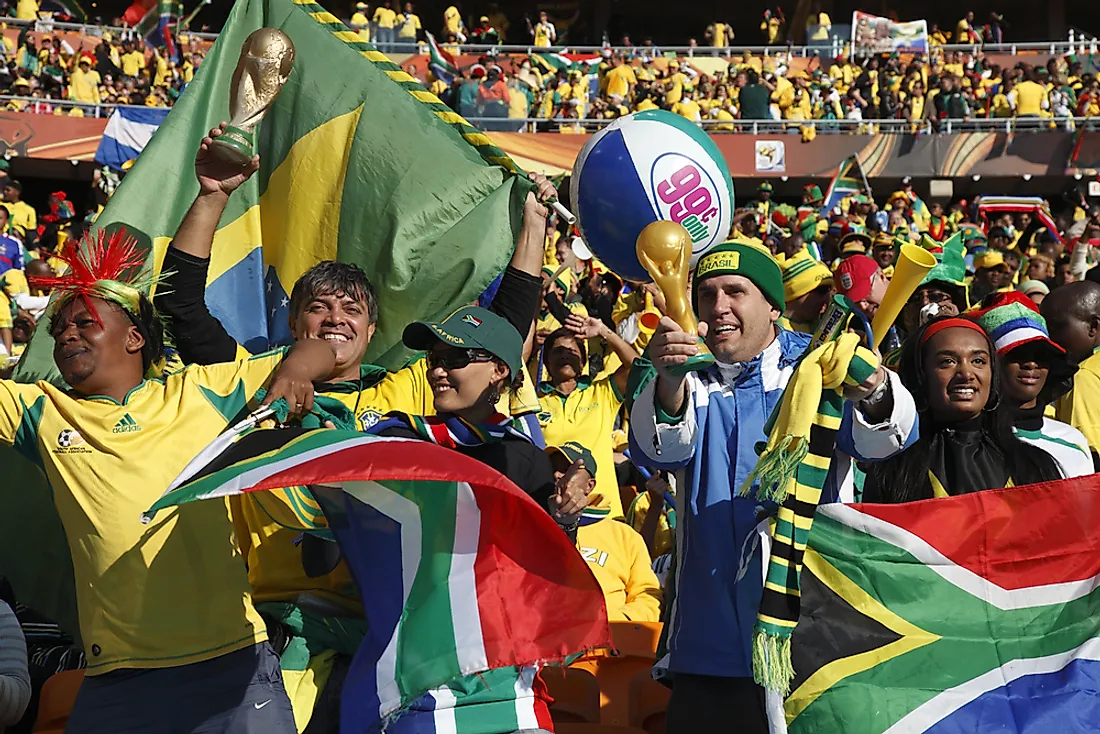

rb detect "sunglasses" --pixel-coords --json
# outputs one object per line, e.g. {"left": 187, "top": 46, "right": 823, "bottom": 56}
{"left": 427, "top": 348, "right": 496, "bottom": 372}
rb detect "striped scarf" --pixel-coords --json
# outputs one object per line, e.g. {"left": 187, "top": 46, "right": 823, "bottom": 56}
{"left": 372, "top": 411, "right": 540, "bottom": 447}
{"left": 740, "top": 332, "right": 879, "bottom": 694}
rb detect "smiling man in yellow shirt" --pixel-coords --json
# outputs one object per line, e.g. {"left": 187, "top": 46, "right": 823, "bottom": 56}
{"left": 0, "top": 230, "right": 339, "bottom": 731}
{"left": 120, "top": 39, "right": 146, "bottom": 78}
{"left": 372, "top": 0, "right": 397, "bottom": 48}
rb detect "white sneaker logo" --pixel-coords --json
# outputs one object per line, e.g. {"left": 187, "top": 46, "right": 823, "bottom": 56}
{"left": 254, "top": 700, "right": 272, "bottom": 710}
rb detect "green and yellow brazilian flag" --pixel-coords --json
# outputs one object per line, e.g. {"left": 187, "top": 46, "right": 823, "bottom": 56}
{"left": 2, "top": 0, "right": 534, "bottom": 638}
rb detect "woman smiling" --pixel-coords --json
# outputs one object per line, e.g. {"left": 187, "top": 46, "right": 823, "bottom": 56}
{"left": 970, "top": 292, "right": 1093, "bottom": 476}
{"left": 863, "top": 315, "right": 1069, "bottom": 503}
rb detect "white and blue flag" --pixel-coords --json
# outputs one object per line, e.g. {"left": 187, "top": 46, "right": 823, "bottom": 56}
{"left": 94, "top": 108, "right": 170, "bottom": 172}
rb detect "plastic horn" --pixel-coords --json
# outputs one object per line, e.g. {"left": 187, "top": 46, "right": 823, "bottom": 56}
{"left": 868, "top": 243, "right": 937, "bottom": 351}
{"left": 551, "top": 200, "right": 577, "bottom": 225}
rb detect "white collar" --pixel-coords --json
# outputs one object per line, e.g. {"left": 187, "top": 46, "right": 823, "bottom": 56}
{"left": 711, "top": 331, "right": 780, "bottom": 383}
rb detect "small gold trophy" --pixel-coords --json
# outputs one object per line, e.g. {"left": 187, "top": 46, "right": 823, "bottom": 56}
{"left": 210, "top": 28, "right": 297, "bottom": 165}
{"left": 636, "top": 221, "right": 715, "bottom": 375}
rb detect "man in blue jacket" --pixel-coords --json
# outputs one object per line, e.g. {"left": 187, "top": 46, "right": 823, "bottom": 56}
{"left": 628, "top": 241, "right": 918, "bottom": 732}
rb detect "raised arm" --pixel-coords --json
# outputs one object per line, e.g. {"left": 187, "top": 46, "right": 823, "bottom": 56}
{"left": 565, "top": 313, "right": 639, "bottom": 397}
{"left": 156, "top": 123, "right": 259, "bottom": 365}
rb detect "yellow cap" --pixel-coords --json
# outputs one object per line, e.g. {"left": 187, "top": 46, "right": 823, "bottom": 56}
{"left": 974, "top": 251, "right": 1007, "bottom": 270}
{"left": 782, "top": 253, "right": 833, "bottom": 302}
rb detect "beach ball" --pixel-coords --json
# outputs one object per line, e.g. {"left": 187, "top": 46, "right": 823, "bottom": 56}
{"left": 570, "top": 109, "right": 734, "bottom": 282}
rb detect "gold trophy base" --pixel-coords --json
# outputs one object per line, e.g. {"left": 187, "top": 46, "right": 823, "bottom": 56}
{"left": 209, "top": 125, "right": 255, "bottom": 165}
{"left": 669, "top": 336, "right": 715, "bottom": 376}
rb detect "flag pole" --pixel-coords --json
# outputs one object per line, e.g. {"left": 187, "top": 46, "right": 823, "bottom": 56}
{"left": 180, "top": 0, "right": 211, "bottom": 31}
{"left": 854, "top": 151, "right": 872, "bottom": 199}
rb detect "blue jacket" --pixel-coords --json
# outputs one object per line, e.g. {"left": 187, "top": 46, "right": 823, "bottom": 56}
{"left": 628, "top": 329, "right": 917, "bottom": 679}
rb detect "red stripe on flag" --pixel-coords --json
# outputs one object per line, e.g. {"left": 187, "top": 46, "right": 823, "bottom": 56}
{"left": 855, "top": 476, "right": 1100, "bottom": 589}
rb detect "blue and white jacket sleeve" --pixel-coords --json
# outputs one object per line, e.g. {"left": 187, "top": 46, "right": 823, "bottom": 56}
{"left": 836, "top": 368, "right": 919, "bottom": 461}
{"left": 628, "top": 373, "right": 698, "bottom": 470}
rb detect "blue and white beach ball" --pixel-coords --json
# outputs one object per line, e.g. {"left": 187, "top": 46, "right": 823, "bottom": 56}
{"left": 570, "top": 110, "right": 734, "bottom": 282}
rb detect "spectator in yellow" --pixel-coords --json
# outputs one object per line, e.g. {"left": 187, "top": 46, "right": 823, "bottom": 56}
{"left": 777, "top": 253, "right": 833, "bottom": 334}
{"left": 760, "top": 9, "right": 783, "bottom": 44}
{"left": 537, "top": 318, "right": 639, "bottom": 520}
{"left": 69, "top": 55, "right": 101, "bottom": 104}
{"left": 704, "top": 21, "right": 733, "bottom": 48}
{"left": 1043, "top": 281, "right": 1100, "bottom": 461}
{"left": 1009, "top": 69, "right": 1050, "bottom": 117}
{"left": 530, "top": 10, "right": 557, "bottom": 47}
{"left": 1, "top": 183, "right": 34, "bottom": 235}
{"left": 396, "top": 2, "right": 421, "bottom": 43}
{"left": 548, "top": 443, "right": 661, "bottom": 622}
{"left": 14, "top": 0, "right": 38, "bottom": 21}
{"left": 807, "top": 2, "right": 831, "bottom": 42}
{"left": 350, "top": 2, "right": 371, "bottom": 41}
{"left": 373, "top": 0, "right": 397, "bottom": 48}
{"left": 671, "top": 86, "right": 702, "bottom": 122}
{"left": 663, "top": 60, "right": 689, "bottom": 106}
{"left": 929, "top": 23, "right": 950, "bottom": 45}
{"left": 956, "top": 11, "right": 979, "bottom": 43}
{"left": 120, "top": 39, "right": 145, "bottom": 78}
{"left": 442, "top": 5, "right": 465, "bottom": 42}
{"left": 784, "top": 72, "right": 812, "bottom": 120}
{"left": 604, "top": 53, "right": 636, "bottom": 100}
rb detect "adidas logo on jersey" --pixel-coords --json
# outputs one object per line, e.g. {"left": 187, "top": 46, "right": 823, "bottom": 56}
{"left": 112, "top": 413, "right": 142, "bottom": 434}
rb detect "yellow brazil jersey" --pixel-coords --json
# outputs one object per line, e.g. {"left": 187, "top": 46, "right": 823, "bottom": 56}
{"left": 350, "top": 11, "right": 369, "bottom": 27}
{"left": 373, "top": 6, "right": 396, "bottom": 29}
{"left": 0, "top": 350, "right": 288, "bottom": 674}
{"left": 1, "top": 268, "right": 29, "bottom": 298}
{"left": 634, "top": 97, "right": 659, "bottom": 112}
{"left": 537, "top": 376, "right": 625, "bottom": 519}
{"left": 605, "top": 65, "right": 636, "bottom": 98}
{"left": 671, "top": 99, "right": 701, "bottom": 122}
{"left": 15, "top": 0, "right": 38, "bottom": 20}
{"left": 576, "top": 518, "right": 661, "bottom": 622}
{"left": 533, "top": 22, "right": 554, "bottom": 47}
{"left": 396, "top": 12, "right": 421, "bottom": 39}
{"left": 3, "top": 202, "right": 35, "bottom": 233}
{"left": 121, "top": 50, "right": 146, "bottom": 77}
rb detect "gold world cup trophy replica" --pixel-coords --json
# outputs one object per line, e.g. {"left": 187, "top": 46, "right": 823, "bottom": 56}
{"left": 636, "top": 220, "right": 715, "bottom": 374}
{"left": 210, "top": 28, "right": 297, "bottom": 165}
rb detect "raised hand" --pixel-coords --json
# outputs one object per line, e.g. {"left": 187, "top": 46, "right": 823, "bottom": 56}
{"left": 195, "top": 122, "right": 260, "bottom": 197}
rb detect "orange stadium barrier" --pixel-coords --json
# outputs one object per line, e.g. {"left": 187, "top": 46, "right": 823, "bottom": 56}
{"left": 32, "top": 669, "right": 84, "bottom": 734}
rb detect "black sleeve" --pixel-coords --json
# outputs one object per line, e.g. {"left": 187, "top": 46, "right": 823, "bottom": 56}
{"left": 544, "top": 291, "right": 573, "bottom": 326}
{"left": 156, "top": 248, "right": 239, "bottom": 365}
{"left": 489, "top": 266, "right": 542, "bottom": 339}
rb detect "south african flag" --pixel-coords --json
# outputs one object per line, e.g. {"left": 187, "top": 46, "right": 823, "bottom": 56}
{"left": 783, "top": 477, "right": 1100, "bottom": 733}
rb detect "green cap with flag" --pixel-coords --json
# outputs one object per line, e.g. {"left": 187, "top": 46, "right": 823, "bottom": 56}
{"left": 403, "top": 305, "right": 523, "bottom": 377}
{"left": 546, "top": 441, "right": 598, "bottom": 478}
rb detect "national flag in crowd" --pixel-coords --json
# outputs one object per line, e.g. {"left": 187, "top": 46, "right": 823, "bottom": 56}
{"left": 135, "top": 0, "right": 180, "bottom": 61}
{"left": 14, "top": 0, "right": 532, "bottom": 385}
{"left": 530, "top": 52, "right": 602, "bottom": 76}
{"left": 975, "top": 195, "right": 1064, "bottom": 243}
{"left": 780, "top": 477, "right": 1100, "bottom": 733}
{"left": 40, "top": 0, "right": 87, "bottom": 21}
{"left": 121, "top": 0, "right": 156, "bottom": 26}
{"left": 425, "top": 31, "right": 459, "bottom": 85}
{"left": 820, "top": 154, "right": 869, "bottom": 216}
{"left": 93, "top": 107, "right": 171, "bottom": 171}
{"left": 143, "top": 427, "right": 611, "bottom": 728}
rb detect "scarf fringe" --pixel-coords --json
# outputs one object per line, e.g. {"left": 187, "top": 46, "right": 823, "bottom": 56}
{"left": 739, "top": 435, "right": 809, "bottom": 503}
{"left": 752, "top": 629, "right": 795, "bottom": 696}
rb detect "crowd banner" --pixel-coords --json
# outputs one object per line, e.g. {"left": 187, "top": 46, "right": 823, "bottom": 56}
{"left": 850, "top": 11, "right": 929, "bottom": 56}
{"left": 15, "top": 0, "right": 533, "bottom": 385}
{"left": 780, "top": 477, "right": 1100, "bottom": 733}
{"left": 143, "top": 427, "right": 612, "bottom": 730}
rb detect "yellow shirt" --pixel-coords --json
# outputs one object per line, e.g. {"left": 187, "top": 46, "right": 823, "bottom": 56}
{"left": 605, "top": 65, "right": 637, "bottom": 98}
{"left": 1014, "top": 80, "right": 1048, "bottom": 116}
{"left": 373, "top": 6, "right": 396, "bottom": 29}
{"left": 2, "top": 202, "right": 35, "bottom": 233}
{"left": 396, "top": 12, "right": 421, "bottom": 38}
{"left": 443, "top": 6, "right": 462, "bottom": 35}
{"left": 576, "top": 519, "right": 662, "bottom": 622}
{"left": 708, "top": 22, "right": 731, "bottom": 47}
{"left": 15, "top": 0, "right": 38, "bottom": 20}
{"left": 537, "top": 376, "right": 625, "bottom": 519}
{"left": 1055, "top": 349, "right": 1100, "bottom": 457}
{"left": 69, "top": 66, "right": 101, "bottom": 103}
{"left": 664, "top": 71, "right": 686, "bottom": 106}
{"left": 350, "top": 11, "right": 369, "bottom": 27}
{"left": 121, "top": 50, "right": 146, "bottom": 77}
{"left": 153, "top": 56, "right": 169, "bottom": 86}
{"left": 0, "top": 350, "right": 288, "bottom": 674}
{"left": 533, "top": 22, "right": 554, "bottom": 47}
{"left": 626, "top": 490, "right": 674, "bottom": 558}
{"left": 634, "top": 97, "right": 659, "bottom": 112}
{"left": 671, "top": 99, "right": 701, "bottom": 121}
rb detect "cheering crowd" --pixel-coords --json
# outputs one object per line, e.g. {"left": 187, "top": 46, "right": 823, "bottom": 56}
{"left": 0, "top": 101, "right": 1095, "bottom": 732}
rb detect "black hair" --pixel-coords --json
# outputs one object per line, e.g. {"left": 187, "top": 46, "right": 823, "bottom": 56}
{"left": 545, "top": 327, "right": 587, "bottom": 365}
{"left": 863, "top": 317, "right": 1062, "bottom": 502}
{"left": 289, "top": 261, "right": 379, "bottom": 324}
{"left": 132, "top": 294, "right": 165, "bottom": 374}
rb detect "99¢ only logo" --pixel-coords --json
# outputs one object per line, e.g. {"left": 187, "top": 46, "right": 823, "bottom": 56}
{"left": 649, "top": 153, "right": 725, "bottom": 252}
